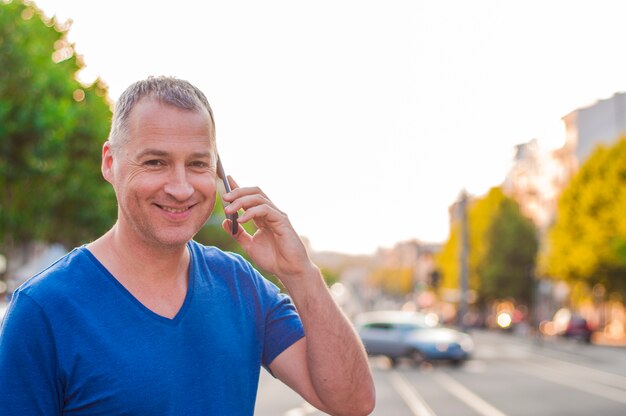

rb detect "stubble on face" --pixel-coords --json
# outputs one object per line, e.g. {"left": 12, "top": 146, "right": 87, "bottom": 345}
{"left": 109, "top": 99, "right": 218, "bottom": 251}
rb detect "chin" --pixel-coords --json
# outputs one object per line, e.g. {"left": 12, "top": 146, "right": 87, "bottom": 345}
{"left": 149, "top": 228, "right": 199, "bottom": 249}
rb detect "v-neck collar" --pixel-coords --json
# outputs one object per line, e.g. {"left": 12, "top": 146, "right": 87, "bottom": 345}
{"left": 81, "top": 243, "right": 195, "bottom": 326}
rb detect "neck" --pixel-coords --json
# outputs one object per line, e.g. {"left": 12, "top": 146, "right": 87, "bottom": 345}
{"left": 88, "top": 223, "right": 190, "bottom": 285}
{"left": 87, "top": 224, "right": 192, "bottom": 319}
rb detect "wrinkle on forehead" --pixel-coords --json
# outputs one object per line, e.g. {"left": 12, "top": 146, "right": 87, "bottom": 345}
{"left": 124, "top": 99, "right": 217, "bottom": 156}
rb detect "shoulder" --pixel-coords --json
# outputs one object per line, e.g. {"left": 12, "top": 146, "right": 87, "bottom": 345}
{"left": 2, "top": 248, "right": 92, "bottom": 345}
{"left": 188, "top": 240, "right": 257, "bottom": 276}
{"left": 187, "top": 240, "right": 281, "bottom": 297}
{"left": 15, "top": 246, "right": 95, "bottom": 307}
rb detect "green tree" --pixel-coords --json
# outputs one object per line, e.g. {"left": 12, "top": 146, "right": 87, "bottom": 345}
{"left": 436, "top": 187, "right": 538, "bottom": 306}
{"left": 543, "top": 136, "right": 626, "bottom": 296}
{"left": 0, "top": 1, "right": 115, "bottom": 274}
{"left": 477, "top": 196, "right": 538, "bottom": 305}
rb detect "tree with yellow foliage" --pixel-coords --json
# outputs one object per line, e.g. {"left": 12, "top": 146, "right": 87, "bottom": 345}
{"left": 543, "top": 137, "right": 626, "bottom": 297}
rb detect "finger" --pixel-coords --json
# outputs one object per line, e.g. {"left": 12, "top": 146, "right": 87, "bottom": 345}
{"left": 221, "top": 176, "right": 240, "bottom": 203}
{"left": 236, "top": 205, "right": 290, "bottom": 232}
{"left": 223, "top": 184, "right": 270, "bottom": 202}
{"left": 224, "top": 194, "right": 281, "bottom": 216}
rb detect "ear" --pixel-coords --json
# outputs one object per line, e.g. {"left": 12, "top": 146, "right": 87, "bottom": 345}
{"left": 101, "top": 141, "right": 115, "bottom": 184}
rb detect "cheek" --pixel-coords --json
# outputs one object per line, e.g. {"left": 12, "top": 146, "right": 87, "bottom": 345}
{"left": 194, "top": 174, "right": 218, "bottom": 195}
{"left": 204, "top": 184, "right": 218, "bottom": 206}
{"left": 197, "top": 180, "right": 217, "bottom": 218}
{"left": 113, "top": 171, "right": 160, "bottom": 204}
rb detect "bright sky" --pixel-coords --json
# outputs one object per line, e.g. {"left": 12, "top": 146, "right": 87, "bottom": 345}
{"left": 31, "top": 0, "right": 626, "bottom": 254}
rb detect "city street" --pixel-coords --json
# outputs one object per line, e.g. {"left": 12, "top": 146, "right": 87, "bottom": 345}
{"left": 255, "top": 330, "right": 626, "bottom": 415}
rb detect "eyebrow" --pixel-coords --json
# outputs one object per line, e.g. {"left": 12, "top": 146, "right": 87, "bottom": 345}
{"left": 135, "top": 148, "right": 213, "bottom": 160}
{"left": 136, "top": 148, "right": 168, "bottom": 159}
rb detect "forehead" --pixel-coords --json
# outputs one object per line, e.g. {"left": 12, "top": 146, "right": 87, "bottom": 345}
{"left": 126, "top": 98, "right": 216, "bottom": 152}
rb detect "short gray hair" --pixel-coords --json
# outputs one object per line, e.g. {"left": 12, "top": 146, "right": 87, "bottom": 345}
{"left": 108, "top": 76, "right": 216, "bottom": 151}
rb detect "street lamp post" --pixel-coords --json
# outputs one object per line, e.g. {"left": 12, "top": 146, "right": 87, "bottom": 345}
{"left": 458, "top": 190, "right": 470, "bottom": 331}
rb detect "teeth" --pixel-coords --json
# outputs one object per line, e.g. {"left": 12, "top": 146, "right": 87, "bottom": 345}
{"left": 162, "top": 206, "right": 188, "bottom": 213}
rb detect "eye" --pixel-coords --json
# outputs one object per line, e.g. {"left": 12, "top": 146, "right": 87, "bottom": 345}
{"left": 190, "top": 161, "right": 210, "bottom": 169}
{"left": 144, "top": 159, "right": 165, "bottom": 167}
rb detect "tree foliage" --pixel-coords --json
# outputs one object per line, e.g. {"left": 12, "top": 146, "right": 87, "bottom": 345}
{"left": 436, "top": 187, "right": 538, "bottom": 306}
{"left": 477, "top": 196, "right": 538, "bottom": 305}
{"left": 543, "top": 137, "right": 626, "bottom": 296}
{"left": 435, "top": 221, "right": 460, "bottom": 293}
{"left": 436, "top": 189, "right": 500, "bottom": 295}
{"left": 368, "top": 266, "right": 414, "bottom": 296}
{"left": 0, "top": 1, "right": 115, "bottom": 265}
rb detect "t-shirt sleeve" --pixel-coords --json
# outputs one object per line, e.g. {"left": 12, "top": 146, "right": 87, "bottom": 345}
{"left": 262, "top": 290, "right": 305, "bottom": 367}
{"left": 254, "top": 275, "right": 305, "bottom": 368}
{"left": 0, "top": 291, "right": 62, "bottom": 415}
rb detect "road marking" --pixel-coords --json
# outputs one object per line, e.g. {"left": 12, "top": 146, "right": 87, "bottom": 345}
{"left": 529, "top": 352, "right": 626, "bottom": 390}
{"left": 475, "top": 343, "right": 529, "bottom": 360}
{"left": 389, "top": 371, "right": 437, "bottom": 416}
{"left": 433, "top": 372, "right": 508, "bottom": 416}
{"left": 513, "top": 361, "right": 626, "bottom": 405}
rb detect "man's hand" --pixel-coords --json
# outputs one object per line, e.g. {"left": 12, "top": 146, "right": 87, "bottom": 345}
{"left": 221, "top": 177, "right": 316, "bottom": 284}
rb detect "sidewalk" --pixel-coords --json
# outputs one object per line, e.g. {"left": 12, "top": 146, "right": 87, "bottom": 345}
{"left": 592, "top": 331, "right": 626, "bottom": 347}
{"left": 477, "top": 325, "right": 626, "bottom": 349}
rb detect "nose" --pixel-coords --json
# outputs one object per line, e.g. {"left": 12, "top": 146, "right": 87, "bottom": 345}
{"left": 163, "top": 166, "right": 194, "bottom": 201}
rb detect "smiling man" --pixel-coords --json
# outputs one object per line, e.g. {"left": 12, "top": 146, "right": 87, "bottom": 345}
{"left": 0, "top": 76, "right": 375, "bottom": 415}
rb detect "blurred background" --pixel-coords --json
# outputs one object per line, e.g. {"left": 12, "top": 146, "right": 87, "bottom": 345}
{"left": 1, "top": 1, "right": 626, "bottom": 415}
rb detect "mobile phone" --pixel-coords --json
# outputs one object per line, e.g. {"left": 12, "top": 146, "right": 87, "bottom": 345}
{"left": 216, "top": 155, "right": 239, "bottom": 235}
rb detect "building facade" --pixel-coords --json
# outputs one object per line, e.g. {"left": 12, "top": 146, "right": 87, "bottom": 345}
{"left": 504, "top": 92, "right": 626, "bottom": 233}
{"left": 562, "top": 92, "right": 626, "bottom": 164}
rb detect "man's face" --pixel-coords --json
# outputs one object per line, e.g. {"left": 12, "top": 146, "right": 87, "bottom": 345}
{"left": 103, "top": 98, "right": 218, "bottom": 249}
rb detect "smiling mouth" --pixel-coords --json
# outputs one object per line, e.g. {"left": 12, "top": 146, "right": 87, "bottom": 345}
{"left": 157, "top": 205, "right": 192, "bottom": 213}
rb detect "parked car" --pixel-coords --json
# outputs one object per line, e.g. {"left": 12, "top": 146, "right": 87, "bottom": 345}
{"left": 552, "top": 308, "right": 593, "bottom": 343}
{"left": 355, "top": 310, "right": 474, "bottom": 366}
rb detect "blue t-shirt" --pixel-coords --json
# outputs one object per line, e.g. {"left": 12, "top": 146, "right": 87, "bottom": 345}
{"left": 0, "top": 241, "right": 305, "bottom": 415}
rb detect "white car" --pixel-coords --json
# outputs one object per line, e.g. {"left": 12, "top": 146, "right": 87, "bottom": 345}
{"left": 356, "top": 310, "right": 474, "bottom": 366}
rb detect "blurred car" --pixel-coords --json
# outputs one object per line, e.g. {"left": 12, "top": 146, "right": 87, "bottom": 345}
{"left": 355, "top": 310, "right": 474, "bottom": 366}
{"left": 552, "top": 308, "right": 593, "bottom": 343}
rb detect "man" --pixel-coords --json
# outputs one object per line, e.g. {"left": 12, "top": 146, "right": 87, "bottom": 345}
{"left": 0, "top": 76, "right": 375, "bottom": 415}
